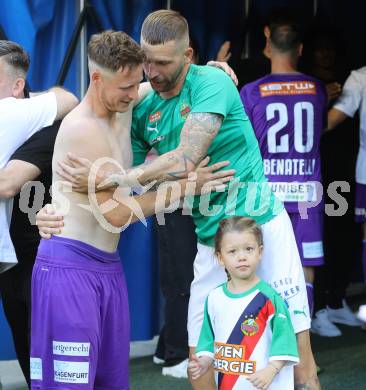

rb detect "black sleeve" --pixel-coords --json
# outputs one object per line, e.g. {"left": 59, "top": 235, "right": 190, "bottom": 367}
{"left": 9, "top": 120, "right": 61, "bottom": 173}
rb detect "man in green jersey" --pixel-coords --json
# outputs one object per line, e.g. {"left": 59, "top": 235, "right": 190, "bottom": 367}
{"left": 129, "top": 11, "right": 318, "bottom": 390}
{"left": 38, "top": 10, "right": 320, "bottom": 390}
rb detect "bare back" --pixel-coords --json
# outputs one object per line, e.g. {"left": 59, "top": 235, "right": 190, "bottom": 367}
{"left": 52, "top": 101, "right": 134, "bottom": 252}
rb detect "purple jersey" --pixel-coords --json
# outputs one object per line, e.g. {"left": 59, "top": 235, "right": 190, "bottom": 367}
{"left": 240, "top": 73, "right": 327, "bottom": 213}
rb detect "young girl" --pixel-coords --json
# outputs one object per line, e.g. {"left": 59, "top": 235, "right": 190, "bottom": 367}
{"left": 188, "top": 217, "right": 299, "bottom": 390}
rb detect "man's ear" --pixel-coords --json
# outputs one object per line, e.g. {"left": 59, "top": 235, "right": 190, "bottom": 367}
{"left": 91, "top": 69, "right": 102, "bottom": 83}
{"left": 264, "top": 26, "right": 270, "bottom": 39}
{"left": 298, "top": 43, "right": 303, "bottom": 57}
{"left": 13, "top": 77, "right": 25, "bottom": 98}
{"left": 184, "top": 47, "right": 194, "bottom": 64}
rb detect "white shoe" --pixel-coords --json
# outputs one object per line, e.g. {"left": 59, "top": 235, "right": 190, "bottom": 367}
{"left": 311, "top": 309, "right": 342, "bottom": 337}
{"left": 327, "top": 300, "right": 362, "bottom": 327}
{"left": 153, "top": 356, "right": 165, "bottom": 365}
{"left": 357, "top": 304, "right": 366, "bottom": 323}
{"left": 162, "top": 359, "right": 188, "bottom": 379}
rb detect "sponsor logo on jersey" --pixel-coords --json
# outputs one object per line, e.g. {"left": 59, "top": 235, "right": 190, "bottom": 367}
{"left": 30, "top": 357, "right": 42, "bottom": 380}
{"left": 294, "top": 305, "right": 308, "bottom": 318}
{"left": 180, "top": 103, "right": 191, "bottom": 119}
{"left": 272, "top": 278, "right": 301, "bottom": 302}
{"left": 54, "top": 360, "right": 89, "bottom": 384}
{"left": 149, "top": 111, "right": 161, "bottom": 123}
{"left": 268, "top": 181, "right": 318, "bottom": 202}
{"left": 214, "top": 342, "right": 256, "bottom": 375}
{"left": 53, "top": 341, "right": 90, "bottom": 357}
{"left": 259, "top": 81, "right": 316, "bottom": 96}
{"left": 241, "top": 316, "right": 259, "bottom": 336}
{"left": 150, "top": 135, "right": 165, "bottom": 145}
{"left": 147, "top": 123, "right": 159, "bottom": 134}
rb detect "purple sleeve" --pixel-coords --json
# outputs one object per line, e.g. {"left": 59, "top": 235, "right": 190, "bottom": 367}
{"left": 239, "top": 85, "right": 254, "bottom": 124}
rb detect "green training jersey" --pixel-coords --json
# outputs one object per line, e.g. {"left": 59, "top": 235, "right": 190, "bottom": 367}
{"left": 132, "top": 64, "right": 283, "bottom": 246}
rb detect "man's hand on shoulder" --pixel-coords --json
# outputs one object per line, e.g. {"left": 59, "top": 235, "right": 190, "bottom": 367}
{"left": 207, "top": 60, "right": 238, "bottom": 86}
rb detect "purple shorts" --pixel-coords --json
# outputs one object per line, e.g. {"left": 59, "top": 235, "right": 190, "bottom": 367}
{"left": 30, "top": 236, "right": 130, "bottom": 390}
{"left": 288, "top": 212, "right": 324, "bottom": 267}
{"left": 355, "top": 182, "right": 366, "bottom": 223}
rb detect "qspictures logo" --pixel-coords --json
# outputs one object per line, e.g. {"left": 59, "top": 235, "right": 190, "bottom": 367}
{"left": 19, "top": 157, "right": 352, "bottom": 231}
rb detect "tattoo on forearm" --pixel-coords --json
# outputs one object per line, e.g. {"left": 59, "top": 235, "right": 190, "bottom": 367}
{"left": 179, "top": 112, "right": 223, "bottom": 164}
{"left": 137, "top": 113, "right": 223, "bottom": 185}
{"left": 167, "top": 154, "right": 196, "bottom": 179}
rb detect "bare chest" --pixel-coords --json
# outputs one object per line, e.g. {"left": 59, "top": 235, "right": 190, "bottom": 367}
{"left": 107, "top": 112, "right": 133, "bottom": 169}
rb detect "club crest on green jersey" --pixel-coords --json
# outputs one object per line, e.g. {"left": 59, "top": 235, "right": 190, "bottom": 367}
{"left": 180, "top": 103, "right": 191, "bottom": 120}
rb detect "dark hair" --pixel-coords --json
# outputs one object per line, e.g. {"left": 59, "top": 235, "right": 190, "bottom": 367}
{"left": 270, "top": 25, "right": 302, "bottom": 53}
{"left": 214, "top": 217, "right": 263, "bottom": 255}
{"left": 88, "top": 30, "right": 145, "bottom": 71}
{"left": 266, "top": 7, "right": 303, "bottom": 53}
{"left": 0, "top": 40, "right": 29, "bottom": 76}
{"left": 141, "top": 10, "right": 189, "bottom": 45}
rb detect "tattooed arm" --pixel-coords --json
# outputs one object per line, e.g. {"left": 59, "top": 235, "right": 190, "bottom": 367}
{"left": 107, "top": 112, "right": 223, "bottom": 189}
{"left": 56, "top": 112, "right": 224, "bottom": 191}
{"left": 56, "top": 70, "right": 237, "bottom": 192}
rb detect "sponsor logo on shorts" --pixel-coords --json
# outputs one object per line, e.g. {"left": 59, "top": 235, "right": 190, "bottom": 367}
{"left": 53, "top": 341, "right": 90, "bottom": 356}
{"left": 30, "top": 357, "right": 42, "bottom": 380}
{"left": 355, "top": 207, "right": 366, "bottom": 216}
{"left": 54, "top": 360, "right": 89, "bottom": 384}
{"left": 241, "top": 316, "right": 259, "bottom": 336}
{"left": 302, "top": 241, "right": 324, "bottom": 259}
{"left": 214, "top": 342, "right": 256, "bottom": 375}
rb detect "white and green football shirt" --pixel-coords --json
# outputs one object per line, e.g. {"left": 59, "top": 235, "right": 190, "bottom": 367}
{"left": 196, "top": 280, "right": 299, "bottom": 389}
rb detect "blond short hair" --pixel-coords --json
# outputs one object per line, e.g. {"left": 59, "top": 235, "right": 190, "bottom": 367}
{"left": 141, "top": 10, "right": 189, "bottom": 47}
{"left": 88, "top": 30, "right": 145, "bottom": 72}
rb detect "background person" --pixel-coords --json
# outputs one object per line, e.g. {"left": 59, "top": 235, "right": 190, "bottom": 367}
{"left": 240, "top": 11, "right": 327, "bottom": 323}
{"left": 0, "top": 39, "right": 77, "bottom": 385}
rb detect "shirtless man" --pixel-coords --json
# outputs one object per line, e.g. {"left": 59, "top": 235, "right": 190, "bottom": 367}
{"left": 30, "top": 30, "right": 230, "bottom": 390}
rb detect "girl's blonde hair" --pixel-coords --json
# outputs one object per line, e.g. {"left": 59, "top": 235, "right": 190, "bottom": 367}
{"left": 214, "top": 217, "right": 263, "bottom": 255}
